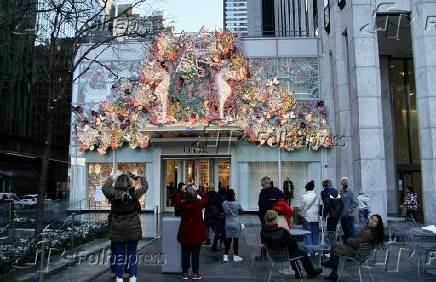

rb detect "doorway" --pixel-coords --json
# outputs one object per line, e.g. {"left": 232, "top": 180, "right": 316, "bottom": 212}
{"left": 162, "top": 158, "right": 231, "bottom": 212}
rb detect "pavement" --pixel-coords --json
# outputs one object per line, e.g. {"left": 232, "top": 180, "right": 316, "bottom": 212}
{"left": 38, "top": 214, "right": 436, "bottom": 282}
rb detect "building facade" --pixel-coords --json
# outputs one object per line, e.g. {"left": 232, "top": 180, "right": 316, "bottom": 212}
{"left": 318, "top": 0, "right": 436, "bottom": 223}
{"left": 224, "top": 0, "right": 248, "bottom": 36}
{"left": 69, "top": 0, "right": 436, "bottom": 224}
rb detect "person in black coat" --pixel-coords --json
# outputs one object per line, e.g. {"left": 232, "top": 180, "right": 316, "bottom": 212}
{"left": 258, "top": 176, "right": 284, "bottom": 226}
{"left": 261, "top": 210, "right": 322, "bottom": 279}
{"left": 320, "top": 179, "right": 344, "bottom": 232}
{"left": 209, "top": 187, "right": 227, "bottom": 251}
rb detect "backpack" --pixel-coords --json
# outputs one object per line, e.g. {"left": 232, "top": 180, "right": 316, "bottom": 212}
{"left": 328, "top": 196, "right": 344, "bottom": 218}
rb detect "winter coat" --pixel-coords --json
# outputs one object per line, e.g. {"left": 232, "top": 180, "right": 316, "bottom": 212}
{"left": 301, "top": 190, "right": 319, "bottom": 222}
{"left": 272, "top": 198, "right": 294, "bottom": 229}
{"left": 321, "top": 188, "right": 344, "bottom": 219}
{"left": 357, "top": 193, "right": 371, "bottom": 210}
{"left": 175, "top": 191, "right": 209, "bottom": 247}
{"left": 102, "top": 176, "right": 148, "bottom": 243}
{"left": 333, "top": 227, "right": 377, "bottom": 257}
{"left": 258, "top": 186, "right": 284, "bottom": 225}
{"left": 340, "top": 186, "right": 358, "bottom": 217}
{"left": 222, "top": 200, "right": 244, "bottom": 238}
{"left": 260, "top": 224, "right": 300, "bottom": 258}
{"left": 204, "top": 191, "right": 226, "bottom": 228}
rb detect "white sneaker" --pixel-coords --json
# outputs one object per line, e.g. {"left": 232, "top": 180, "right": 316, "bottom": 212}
{"left": 129, "top": 277, "right": 136, "bottom": 282}
{"left": 324, "top": 253, "right": 331, "bottom": 258}
{"left": 116, "top": 278, "right": 123, "bottom": 282}
{"left": 233, "top": 255, "right": 243, "bottom": 262}
{"left": 223, "top": 254, "right": 229, "bottom": 262}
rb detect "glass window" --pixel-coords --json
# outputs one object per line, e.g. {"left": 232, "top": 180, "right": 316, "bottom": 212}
{"left": 218, "top": 159, "right": 231, "bottom": 189}
{"left": 88, "top": 162, "right": 146, "bottom": 209}
{"left": 247, "top": 57, "right": 319, "bottom": 96}
{"left": 248, "top": 162, "right": 278, "bottom": 209}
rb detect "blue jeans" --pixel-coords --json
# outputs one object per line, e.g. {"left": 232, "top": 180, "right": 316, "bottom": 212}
{"left": 302, "top": 218, "right": 319, "bottom": 246}
{"left": 110, "top": 243, "right": 128, "bottom": 275}
{"left": 359, "top": 209, "right": 370, "bottom": 225}
{"left": 111, "top": 240, "right": 138, "bottom": 278}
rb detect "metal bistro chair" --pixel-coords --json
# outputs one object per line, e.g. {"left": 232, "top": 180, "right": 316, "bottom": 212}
{"left": 408, "top": 228, "right": 436, "bottom": 278}
{"left": 304, "top": 231, "right": 336, "bottom": 266}
{"left": 337, "top": 243, "right": 376, "bottom": 282}
{"left": 267, "top": 246, "right": 304, "bottom": 282}
{"left": 244, "top": 226, "right": 266, "bottom": 268}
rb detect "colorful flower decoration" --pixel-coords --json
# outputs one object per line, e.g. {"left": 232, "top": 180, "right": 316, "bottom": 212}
{"left": 74, "top": 30, "right": 332, "bottom": 154}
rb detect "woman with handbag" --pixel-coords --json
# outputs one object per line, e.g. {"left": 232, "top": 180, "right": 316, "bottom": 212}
{"left": 222, "top": 189, "right": 244, "bottom": 262}
{"left": 300, "top": 180, "right": 320, "bottom": 247}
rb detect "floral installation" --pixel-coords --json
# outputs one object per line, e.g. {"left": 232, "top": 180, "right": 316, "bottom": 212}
{"left": 73, "top": 30, "right": 332, "bottom": 154}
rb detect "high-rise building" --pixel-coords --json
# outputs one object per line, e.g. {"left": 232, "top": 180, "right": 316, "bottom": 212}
{"left": 224, "top": 0, "right": 248, "bottom": 36}
{"left": 247, "top": 0, "right": 318, "bottom": 37}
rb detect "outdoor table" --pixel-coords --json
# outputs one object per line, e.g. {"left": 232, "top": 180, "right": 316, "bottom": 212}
{"left": 289, "top": 229, "right": 311, "bottom": 236}
{"left": 387, "top": 216, "right": 405, "bottom": 222}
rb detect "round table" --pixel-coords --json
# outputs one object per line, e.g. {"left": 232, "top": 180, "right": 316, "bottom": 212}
{"left": 289, "top": 229, "right": 311, "bottom": 236}
{"left": 387, "top": 216, "right": 405, "bottom": 222}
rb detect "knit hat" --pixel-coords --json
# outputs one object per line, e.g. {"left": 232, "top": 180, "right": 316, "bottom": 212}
{"left": 305, "top": 180, "right": 315, "bottom": 191}
{"left": 264, "top": 210, "right": 278, "bottom": 225}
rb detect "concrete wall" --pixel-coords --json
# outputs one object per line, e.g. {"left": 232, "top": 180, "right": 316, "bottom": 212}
{"left": 411, "top": 0, "right": 436, "bottom": 224}
{"left": 319, "top": 0, "right": 389, "bottom": 218}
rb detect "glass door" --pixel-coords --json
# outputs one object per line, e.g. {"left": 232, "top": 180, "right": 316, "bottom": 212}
{"left": 163, "top": 160, "right": 178, "bottom": 211}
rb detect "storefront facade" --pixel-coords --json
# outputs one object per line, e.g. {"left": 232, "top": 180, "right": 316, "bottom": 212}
{"left": 69, "top": 33, "right": 326, "bottom": 212}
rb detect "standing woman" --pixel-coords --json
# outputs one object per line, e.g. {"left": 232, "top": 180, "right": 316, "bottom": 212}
{"left": 175, "top": 186, "right": 208, "bottom": 280}
{"left": 222, "top": 189, "right": 244, "bottom": 262}
{"left": 403, "top": 186, "right": 418, "bottom": 222}
{"left": 301, "top": 180, "right": 320, "bottom": 248}
{"left": 102, "top": 173, "right": 148, "bottom": 282}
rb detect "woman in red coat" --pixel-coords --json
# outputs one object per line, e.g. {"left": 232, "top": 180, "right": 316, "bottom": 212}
{"left": 175, "top": 185, "right": 208, "bottom": 280}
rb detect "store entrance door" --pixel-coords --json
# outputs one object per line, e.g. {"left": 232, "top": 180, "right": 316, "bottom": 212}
{"left": 162, "top": 158, "right": 230, "bottom": 212}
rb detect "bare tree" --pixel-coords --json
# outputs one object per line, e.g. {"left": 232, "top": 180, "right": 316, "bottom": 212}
{"left": 20, "top": 0, "right": 158, "bottom": 237}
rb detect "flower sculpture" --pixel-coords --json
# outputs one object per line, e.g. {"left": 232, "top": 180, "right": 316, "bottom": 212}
{"left": 73, "top": 30, "right": 332, "bottom": 154}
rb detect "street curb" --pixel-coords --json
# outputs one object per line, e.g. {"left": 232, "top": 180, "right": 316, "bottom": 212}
{"left": 85, "top": 238, "right": 159, "bottom": 282}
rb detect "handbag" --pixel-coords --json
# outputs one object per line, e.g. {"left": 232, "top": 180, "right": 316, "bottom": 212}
{"left": 240, "top": 221, "right": 246, "bottom": 231}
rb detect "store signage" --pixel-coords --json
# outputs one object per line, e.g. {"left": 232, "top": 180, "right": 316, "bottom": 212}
{"left": 183, "top": 143, "right": 208, "bottom": 154}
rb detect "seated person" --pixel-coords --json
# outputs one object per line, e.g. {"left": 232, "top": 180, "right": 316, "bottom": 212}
{"left": 323, "top": 214, "right": 385, "bottom": 281}
{"left": 261, "top": 210, "right": 323, "bottom": 279}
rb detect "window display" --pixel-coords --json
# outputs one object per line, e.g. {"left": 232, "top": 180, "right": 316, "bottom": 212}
{"left": 88, "top": 162, "right": 146, "bottom": 209}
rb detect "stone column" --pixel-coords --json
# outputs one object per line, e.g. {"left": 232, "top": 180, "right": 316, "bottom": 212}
{"left": 410, "top": 0, "right": 436, "bottom": 224}
{"left": 347, "top": 1, "right": 388, "bottom": 218}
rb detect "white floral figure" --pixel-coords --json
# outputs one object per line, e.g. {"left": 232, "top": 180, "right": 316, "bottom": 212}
{"left": 215, "top": 67, "right": 238, "bottom": 120}
{"left": 154, "top": 67, "right": 171, "bottom": 122}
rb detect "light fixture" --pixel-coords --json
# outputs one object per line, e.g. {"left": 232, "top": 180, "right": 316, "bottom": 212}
{"left": 338, "top": 0, "right": 346, "bottom": 10}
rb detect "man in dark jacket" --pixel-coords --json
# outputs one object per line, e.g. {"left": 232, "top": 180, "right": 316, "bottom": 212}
{"left": 320, "top": 180, "right": 344, "bottom": 232}
{"left": 261, "top": 210, "right": 322, "bottom": 279}
{"left": 258, "top": 176, "right": 284, "bottom": 226}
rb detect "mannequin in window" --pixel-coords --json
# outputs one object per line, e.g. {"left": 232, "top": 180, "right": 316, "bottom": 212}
{"left": 283, "top": 178, "right": 294, "bottom": 205}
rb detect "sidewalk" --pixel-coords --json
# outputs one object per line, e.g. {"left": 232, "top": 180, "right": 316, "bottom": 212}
{"left": 8, "top": 214, "right": 436, "bottom": 281}
{"left": 44, "top": 239, "right": 156, "bottom": 282}
{"left": 89, "top": 237, "right": 436, "bottom": 282}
